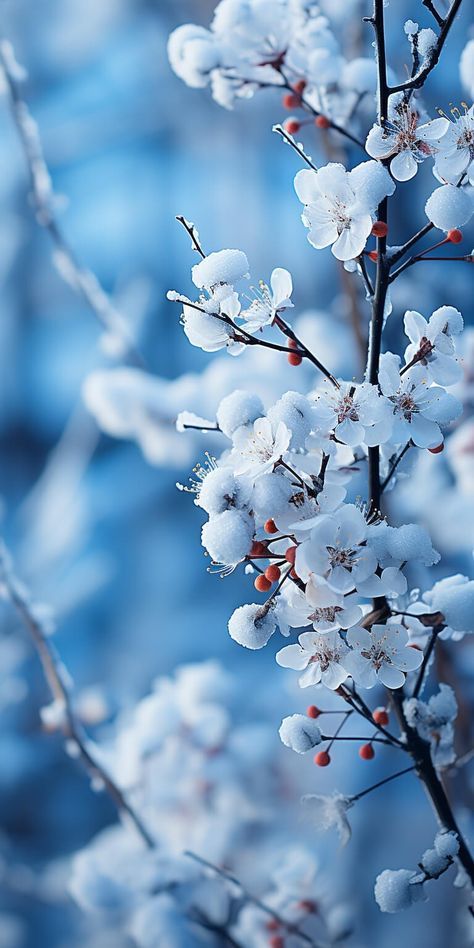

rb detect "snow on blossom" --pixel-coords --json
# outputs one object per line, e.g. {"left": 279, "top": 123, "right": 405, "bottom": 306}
{"left": 279, "top": 713, "right": 322, "bottom": 753}
{"left": 368, "top": 521, "right": 440, "bottom": 570}
{"left": 425, "top": 184, "right": 474, "bottom": 231}
{"left": 378, "top": 353, "right": 462, "bottom": 448}
{"left": 311, "top": 380, "right": 392, "bottom": 446}
{"left": 191, "top": 249, "right": 249, "bottom": 290}
{"left": 241, "top": 268, "right": 293, "bottom": 332}
{"left": 423, "top": 574, "right": 474, "bottom": 636}
{"left": 276, "top": 629, "right": 349, "bottom": 689}
{"left": 167, "top": 25, "right": 221, "bottom": 89}
{"left": 404, "top": 306, "right": 464, "bottom": 386}
{"left": 374, "top": 869, "right": 427, "bottom": 913}
{"left": 434, "top": 105, "right": 474, "bottom": 184}
{"left": 366, "top": 100, "right": 449, "bottom": 181}
{"left": 179, "top": 288, "right": 245, "bottom": 355}
{"left": 344, "top": 623, "right": 423, "bottom": 689}
{"left": 228, "top": 602, "right": 278, "bottom": 649}
{"left": 201, "top": 508, "right": 254, "bottom": 569}
{"left": 231, "top": 417, "right": 291, "bottom": 479}
{"left": 191, "top": 462, "right": 252, "bottom": 515}
{"left": 216, "top": 389, "right": 265, "bottom": 438}
{"left": 267, "top": 391, "right": 315, "bottom": 452}
{"left": 301, "top": 792, "right": 353, "bottom": 846}
{"left": 294, "top": 161, "right": 395, "bottom": 261}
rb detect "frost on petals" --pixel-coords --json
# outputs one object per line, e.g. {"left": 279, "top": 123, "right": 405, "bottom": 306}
{"left": 191, "top": 249, "right": 249, "bottom": 290}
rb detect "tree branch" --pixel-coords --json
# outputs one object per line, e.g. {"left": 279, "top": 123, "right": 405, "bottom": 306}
{"left": 388, "top": 0, "right": 463, "bottom": 93}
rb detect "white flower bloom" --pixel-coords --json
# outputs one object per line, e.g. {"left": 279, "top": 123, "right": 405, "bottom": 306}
{"left": 192, "top": 249, "right": 249, "bottom": 290}
{"left": 312, "top": 380, "right": 392, "bottom": 446}
{"left": 294, "top": 160, "right": 395, "bottom": 261}
{"left": 295, "top": 505, "right": 380, "bottom": 595}
{"left": 241, "top": 268, "right": 293, "bottom": 332}
{"left": 366, "top": 102, "right": 449, "bottom": 181}
{"left": 302, "top": 792, "right": 353, "bottom": 846}
{"left": 276, "top": 577, "right": 362, "bottom": 633}
{"left": 279, "top": 713, "right": 322, "bottom": 753}
{"left": 231, "top": 417, "right": 291, "bottom": 479}
{"left": 201, "top": 508, "right": 254, "bottom": 568}
{"left": 434, "top": 106, "right": 474, "bottom": 184}
{"left": 276, "top": 629, "right": 349, "bottom": 690}
{"left": 379, "top": 353, "right": 462, "bottom": 448}
{"left": 344, "top": 623, "right": 423, "bottom": 690}
{"left": 404, "top": 306, "right": 464, "bottom": 385}
{"left": 425, "top": 184, "right": 474, "bottom": 231}
{"left": 180, "top": 289, "right": 245, "bottom": 354}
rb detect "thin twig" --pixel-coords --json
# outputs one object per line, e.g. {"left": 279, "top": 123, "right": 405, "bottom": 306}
{"left": 0, "top": 543, "right": 155, "bottom": 849}
{"left": 351, "top": 765, "right": 415, "bottom": 802}
{"left": 388, "top": 0, "right": 463, "bottom": 93}
{"left": 0, "top": 41, "right": 144, "bottom": 366}
{"left": 412, "top": 626, "right": 441, "bottom": 698}
{"left": 380, "top": 442, "right": 412, "bottom": 492}
{"left": 422, "top": 0, "right": 445, "bottom": 27}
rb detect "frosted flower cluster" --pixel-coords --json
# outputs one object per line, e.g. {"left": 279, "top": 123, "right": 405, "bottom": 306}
{"left": 69, "top": 661, "right": 344, "bottom": 946}
{"left": 375, "top": 831, "right": 460, "bottom": 913}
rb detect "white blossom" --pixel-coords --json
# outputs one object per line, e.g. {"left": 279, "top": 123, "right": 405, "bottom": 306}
{"left": 295, "top": 504, "right": 384, "bottom": 596}
{"left": 311, "top": 380, "right": 392, "bottom": 446}
{"left": 344, "top": 623, "right": 423, "bottom": 689}
{"left": 191, "top": 249, "right": 249, "bottom": 290}
{"left": 366, "top": 101, "right": 449, "bottom": 181}
{"left": 228, "top": 602, "right": 277, "bottom": 648}
{"left": 201, "top": 508, "right": 254, "bottom": 568}
{"left": 294, "top": 161, "right": 395, "bottom": 261}
{"left": 241, "top": 268, "right": 293, "bottom": 332}
{"left": 403, "top": 306, "right": 464, "bottom": 386}
{"left": 216, "top": 389, "right": 264, "bottom": 438}
{"left": 231, "top": 417, "right": 291, "bottom": 479}
{"left": 276, "top": 629, "right": 349, "bottom": 689}
{"left": 434, "top": 106, "right": 474, "bottom": 184}
{"left": 379, "top": 353, "right": 462, "bottom": 448}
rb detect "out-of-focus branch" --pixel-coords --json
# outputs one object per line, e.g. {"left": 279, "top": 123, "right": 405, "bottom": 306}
{"left": 0, "top": 39, "right": 144, "bottom": 366}
{"left": 0, "top": 542, "right": 155, "bottom": 849}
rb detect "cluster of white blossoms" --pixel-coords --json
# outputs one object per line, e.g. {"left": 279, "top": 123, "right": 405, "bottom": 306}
{"left": 69, "top": 661, "right": 348, "bottom": 947}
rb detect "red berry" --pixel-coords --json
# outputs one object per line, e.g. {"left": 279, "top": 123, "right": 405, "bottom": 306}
{"left": 283, "top": 92, "right": 300, "bottom": 109}
{"left": 269, "top": 937, "right": 285, "bottom": 948}
{"left": 409, "top": 643, "right": 422, "bottom": 651}
{"left": 288, "top": 352, "right": 303, "bottom": 366}
{"left": 298, "top": 899, "right": 317, "bottom": 913}
{"left": 293, "top": 79, "right": 307, "bottom": 94}
{"left": 254, "top": 574, "right": 272, "bottom": 593}
{"left": 368, "top": 250, "right": 378, "bottom": 262}
{"left": 373, "top": 708, "right": 389, "bottom": 727}
{"left": 284, "top": 118, "right": 301, "bottom": 135}
{"left": 250, "top": 540, "right": 267, "bottom": 557}
{"left": 315, "top": 115, "right": 330, "bottom": 128}
{"left": 314, "top": 750, "right": 331, "bottom": 767}
{"left": 264, "top": 519, "right": 279, "bottom": 535}
{"left": 285, "top": 546, "right": 297, "bottom": 565}
{"left": 447, "top": 228, "right": 463, "bottom": 244}
{"left": 307, "top": 705, "right": 321, "bottom": 719}
{"left": 371, "top": 221, "right": 388, "bottom": 238}
{"left": 265, "top": 564, "right": 281, "bottom": 583}
{"left": 288, "top": 338, "right": 298, "bottom": 349}
{"left": 265, "top": 919, "right": 280, "bottom": 933}
{"left": 359, "top": 743, "right": 375, "bottom": 760}
{"left": 428, "top": 442, "right": 444, "bottom": 454}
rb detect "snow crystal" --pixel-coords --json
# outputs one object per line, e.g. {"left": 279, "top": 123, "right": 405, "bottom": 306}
{"left": 216, "top": 389, "right": 264, "bottom": 438}
{"left": 425, "top": 186, "right": 474, "bottom": 231}
{"left": 228, "top": 603, "right": 277, "bottom": 649}
{"left": 279, "top": 714, "right": 322, "bottom": 753}
{"left": 192, "top": 249, "right": 249, "bottom": 290}
{"left": 201, "top": 509, "right": 254, "bottom": 566}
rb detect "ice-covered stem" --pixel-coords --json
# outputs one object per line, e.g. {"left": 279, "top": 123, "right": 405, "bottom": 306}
{"left": 0, "top": 40, "right": 143, "bottom": 366}
{"left": 389, "top": 0, "right": 463, "bottom": 94}
{"left": 185, "top": 852, "right": 324, "bottom": 948}
{"left": 0, "top": 543, "right": 155, "bottom": 850}
{"left": 422, "top": 0, "right": 445, "bottom": 28}
{"left": 390, "top": 691, "right": 474, "bottom": 886}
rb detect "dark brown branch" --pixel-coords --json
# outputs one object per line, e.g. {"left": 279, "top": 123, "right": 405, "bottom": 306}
{"left": 389, "top": 0, "right": 463, "bottom": 93}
